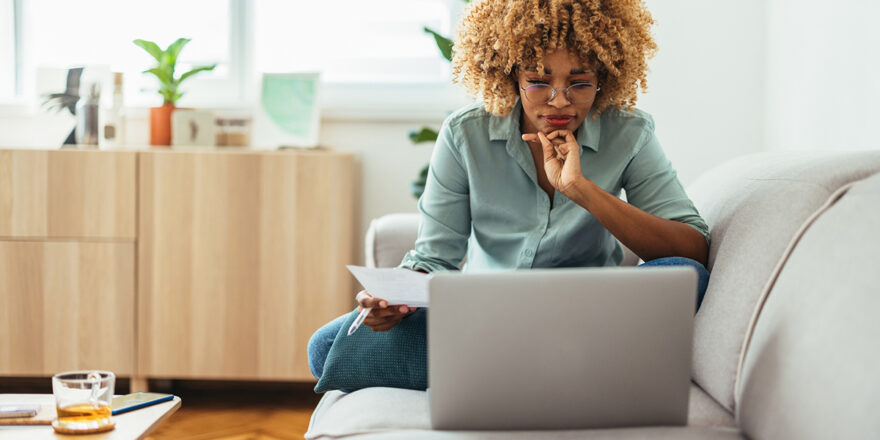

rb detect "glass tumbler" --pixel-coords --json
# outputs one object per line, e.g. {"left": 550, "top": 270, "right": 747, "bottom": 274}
{"left": 52, "top": 370, "right": 115, "bottom": 433}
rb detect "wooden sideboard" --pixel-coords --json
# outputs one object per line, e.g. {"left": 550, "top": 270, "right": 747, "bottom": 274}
{"left": 0, "top": 148, "right": 355, "bottom": 384}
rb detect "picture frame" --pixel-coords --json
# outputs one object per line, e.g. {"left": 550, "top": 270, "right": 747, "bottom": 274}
{"left": 252, "top": 72, "right": 321, "bottom": 149}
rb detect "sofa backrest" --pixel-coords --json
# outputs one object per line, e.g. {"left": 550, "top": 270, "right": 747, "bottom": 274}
{"left": 735, "top": 171, "right": 880, "bottom": 440}
{"left": 685, "top": 151, "right": 880, "bottom": 412}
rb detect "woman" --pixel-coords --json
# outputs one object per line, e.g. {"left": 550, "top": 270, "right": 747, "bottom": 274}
{"left": 309, "top": 0, "right": 710, "bottom": 379}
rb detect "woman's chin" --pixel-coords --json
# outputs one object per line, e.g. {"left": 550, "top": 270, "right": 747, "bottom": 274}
{"left": 542, "top": 122, "right": 575, "bottom": 133}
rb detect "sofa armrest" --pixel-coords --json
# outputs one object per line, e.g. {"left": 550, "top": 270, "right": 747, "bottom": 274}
{"left": 365, "top": 212, "right": 640, "bottom": 268}
{"left": 365, "top": 213, "right": 420, "bottom": 268}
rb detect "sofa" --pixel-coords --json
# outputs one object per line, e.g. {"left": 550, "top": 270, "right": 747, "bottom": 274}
{"left": 306, "top": 151, "right": 880, "bottom": 439}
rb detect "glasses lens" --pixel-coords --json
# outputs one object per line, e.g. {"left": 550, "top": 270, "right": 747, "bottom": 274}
{"left": 523, "top": 84, "right": 553, "bottom": 104}
{"left": 565, "top": 84, "right": 595, "bottom": 104}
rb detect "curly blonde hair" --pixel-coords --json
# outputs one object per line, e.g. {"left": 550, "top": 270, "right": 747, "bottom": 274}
{"left": 452, "top": 0, "right": 657, "bottom": 116}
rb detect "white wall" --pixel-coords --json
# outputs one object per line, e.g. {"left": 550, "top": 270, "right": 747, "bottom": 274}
{"left": 765, "top": 0, "right": 880, "bottom": 151}
{"left": 640, "top": 0, "right": 768, "bottom": 184}
{"left": 320, "top": 118, "right": 438, "bottom": 262}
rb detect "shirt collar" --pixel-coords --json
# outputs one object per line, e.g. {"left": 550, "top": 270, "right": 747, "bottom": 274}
{"left": 488, "top": 99, "right": 600, "bottom": 152}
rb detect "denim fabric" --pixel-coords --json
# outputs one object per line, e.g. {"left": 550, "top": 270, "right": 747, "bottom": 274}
{"left": 638, "top": 256, "right": 710, "bottom": 311}
{"left": 313, "top": 309, "right": 428, "bottom": 393}
{"left": 308, "top": 313, "right": 349, "bottom": 380}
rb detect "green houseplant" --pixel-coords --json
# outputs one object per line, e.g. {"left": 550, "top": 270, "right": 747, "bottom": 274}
{"left": 409, "top": 27, "right": 455, "bottom": 198}
{"left": 134, "top": 38, "right": 216, "bottom": 146}
{"left": 410, "top": 0, "right": 468, "bottom": 198}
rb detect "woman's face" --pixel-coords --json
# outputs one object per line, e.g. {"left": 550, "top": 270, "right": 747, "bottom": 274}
{"left": 517, "top": 49, "right": 599, "bottom": 135}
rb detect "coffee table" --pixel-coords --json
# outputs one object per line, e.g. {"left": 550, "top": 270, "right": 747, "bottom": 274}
{"left": 0, "top": 394, "right": 181, "bottom": 439}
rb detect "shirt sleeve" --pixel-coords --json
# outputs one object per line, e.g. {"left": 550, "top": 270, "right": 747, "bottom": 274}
{"left": 622, "top": 128, "right": 711, "bottom": 245}
{"left": 399, "top": 117, "right": 472, "bottom": 273}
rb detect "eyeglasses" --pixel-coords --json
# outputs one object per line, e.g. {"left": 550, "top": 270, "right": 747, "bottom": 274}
{"left": 519, "top": 83, "right": 599, "bottom": 105}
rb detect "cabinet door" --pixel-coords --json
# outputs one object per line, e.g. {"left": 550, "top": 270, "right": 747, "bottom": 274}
{"left": 0, "top": 150, "right": 136, "bottom": 240}
{"left": 0, "top": 241, "right": 135, "bottom": 376}
{"left": 139, "top": 151, "right": 355, "bottom": 380}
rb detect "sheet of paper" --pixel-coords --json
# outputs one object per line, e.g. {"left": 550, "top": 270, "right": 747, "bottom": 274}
{"left": 346, "top": 265, "right": 429, "bottom": 307}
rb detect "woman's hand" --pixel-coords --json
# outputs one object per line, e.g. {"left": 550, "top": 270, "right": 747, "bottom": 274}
{"left": 355, "top": 290, "right": 418, "bottom": 332}
{"left": 522, "top": 130, "right": 585, "bottom": 196}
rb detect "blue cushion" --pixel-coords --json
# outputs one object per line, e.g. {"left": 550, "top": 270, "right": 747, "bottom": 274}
{"left": 314, "top": 308, "right": 427, "bottom": 393}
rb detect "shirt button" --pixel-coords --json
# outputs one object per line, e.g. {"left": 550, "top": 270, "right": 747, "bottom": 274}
{"left": 523, "top": 249, "right": 534, "bottom": 257}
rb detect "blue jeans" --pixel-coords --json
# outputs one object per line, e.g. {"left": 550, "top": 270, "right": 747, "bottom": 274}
{"left": 307, "top": 256, "right": 710, "bottom": 380}
{"left": 637, "top": 256, "right": 710, "bottom": 311}
{"left": 308, "top": 312, "right": 350, "bottom": 380}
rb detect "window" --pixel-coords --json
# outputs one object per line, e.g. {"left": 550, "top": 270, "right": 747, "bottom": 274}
{"left": 253, "top": 0, "right": 452, "bottom": 84}
{"left": 18, "top": 0, "right": 234, "bottom": 106}
{"left": 0, "top": 0, "right": 14, "bottom": 101}
{"left": 4, "top": 0, "right": 465, "bottom": 116}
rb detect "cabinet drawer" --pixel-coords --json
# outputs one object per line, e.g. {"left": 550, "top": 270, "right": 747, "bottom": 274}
{"left": 0, "top": 150, "right": 136, "bottom": 239}
{"left": 0, "top": 241, "right": 135, "bottom": 376}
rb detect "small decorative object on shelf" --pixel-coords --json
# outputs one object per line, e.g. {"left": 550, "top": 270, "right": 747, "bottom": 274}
{"left": 133, "top": 38, "right": 217, "bottom": 147}
{"left": 41, "top": 67, "right": 84, "bottom": 147}
{"left": 101, "top": 72, "right": 125, "bottom": 149}
{"left": 215, "top": 116, "right": 252, "bottom": 147}
{"left": 171, "top": 109, "right": 216, "bottom": 148}
{"left": 75, "top": 83, "right": 101, "bottom": 147}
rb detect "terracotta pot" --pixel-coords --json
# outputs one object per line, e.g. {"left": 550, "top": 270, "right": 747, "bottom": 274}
{"left": 149, "top": 104, "right": 175, "bottom": 146}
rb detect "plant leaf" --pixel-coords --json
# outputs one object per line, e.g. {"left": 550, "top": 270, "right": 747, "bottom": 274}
{"left": 408, "top": 127, "right": 439, "bottom": 144}
{"left": 165, "top": 38, "right": 191, "bottom": 65}
{"left": 178, "top": 64, "right": 217, "bottom": 85}
{"left": 144, "top": 67, "right": 173, "bottom": 86}
{"left": 424, "top": 27, "right": 453, "bottom": 61}
{"left": 133, "top": 39, "right": 164, "bottom": 62}
{"left": 159, "top": 89, "right": 175, "bottom": 104}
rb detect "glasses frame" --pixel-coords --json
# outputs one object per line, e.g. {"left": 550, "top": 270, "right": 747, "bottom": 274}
{"left": 519, "top": 83, "right": 599, "bottom": 105}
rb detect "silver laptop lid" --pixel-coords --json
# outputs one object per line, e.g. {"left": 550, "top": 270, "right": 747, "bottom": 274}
{"left": 428, "top": 266, "right": 696, "bottom": 430}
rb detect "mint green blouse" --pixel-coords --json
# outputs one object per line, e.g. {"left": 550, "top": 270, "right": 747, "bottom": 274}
{"left": 399, "top": 101, "right": 709, "bottom": 273}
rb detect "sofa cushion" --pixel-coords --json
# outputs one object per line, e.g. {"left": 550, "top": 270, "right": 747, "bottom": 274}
{"left": 684, "top": 151, "right": 880, "bottom": 411}
{"left": 736, "top": 172, "right": 880, "bottom": 440}
{"left": 306, "top": 384, "right": 738, "bottom": 439}
{"left": 332, "top": 428, "right": 743, "bottom": 440}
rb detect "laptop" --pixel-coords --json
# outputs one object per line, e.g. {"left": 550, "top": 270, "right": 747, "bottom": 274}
{"left": 427, "top": 266, "right": 696, "bottom": 430}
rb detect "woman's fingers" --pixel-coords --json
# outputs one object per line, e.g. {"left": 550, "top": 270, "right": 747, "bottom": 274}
{"left": 363, "top": 304, "right": 415, "bottom": 325}
{"left": 538, "top": 132, "right": 554, "bottom": 156}
{"left": 356, "top": 290, "right": 388, "bottom": 310}
{"left": 370, "top": 306, "right": 409, "bottom": 319}
{"left": 371, "top": 309, "right": 417, "bottom": 331}
{"left": 545, "top": 130, "right": 578, "bottom": 162}
{"left": 368, "top": 321, "right": 401, "bottom": 332}
{"left": 546, "top": 129, "right": 575, "bottom": 142}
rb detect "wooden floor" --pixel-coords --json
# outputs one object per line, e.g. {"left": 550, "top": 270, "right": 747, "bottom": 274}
{"left": 145, "top": 381, "right": 321, "bottom": 440}
{"left": 0, "top": 378, "right": 322, "bottom": 440}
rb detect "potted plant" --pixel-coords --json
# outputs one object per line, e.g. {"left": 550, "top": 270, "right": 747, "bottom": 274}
{"left": 409, "top": 22, "right": 457, "bottom": 198}
{"left": 134, "top": 38, "right": 216, "bottom": 146}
